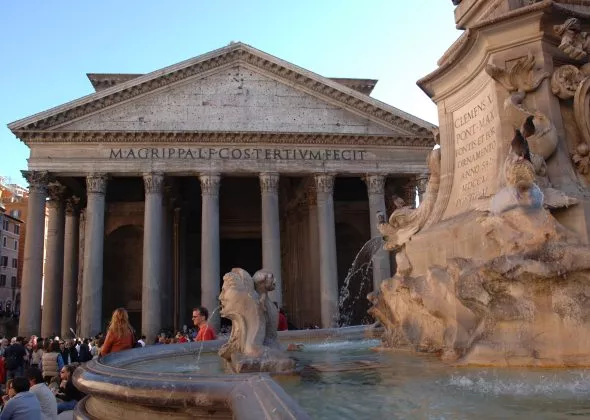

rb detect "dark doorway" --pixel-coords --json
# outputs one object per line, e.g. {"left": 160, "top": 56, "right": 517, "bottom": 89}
{"left": 103, "top": 225, "right": 143, "bottom": 333}
{"left": 220, "top": 238, "right": 263, "bottom": 281}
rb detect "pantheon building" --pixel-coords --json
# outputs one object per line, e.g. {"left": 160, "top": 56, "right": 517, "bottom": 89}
{"left": 9, "top": 43, "right": 435, "bottom": 341}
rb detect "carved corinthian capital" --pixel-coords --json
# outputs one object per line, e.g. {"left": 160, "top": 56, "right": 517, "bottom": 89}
{"left": 47, "top": 182, "right": 67, "bottom": 204}
{"left": 259, "top": 173, "right": 279, "bottom": 194}
{"left": 199, "top": 173, "right": 221, "bottom": 196}
{"left": 65, "top": 196, "right": 81, "bottom": 216}
{"left": 143, "top": 173, "right": 164, "bottom": 194}
{"left": 21, "top": 170, "right": 50, "bottom": 193}
{"left": 364, "top": 175, "right": 385, "bottom": 195}
{"left": 86, "top": 174, "right": 108, "bottom": 195}
{"left": 314, "top": 174, "right": 335, "bottom": 194}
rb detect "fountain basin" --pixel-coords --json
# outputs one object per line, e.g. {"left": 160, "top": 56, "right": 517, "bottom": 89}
{"left": 73, "top": 326, "right": 376, "bottom": 420}
{"left": 73, "top": 325, "right": 589, "bottom": 419}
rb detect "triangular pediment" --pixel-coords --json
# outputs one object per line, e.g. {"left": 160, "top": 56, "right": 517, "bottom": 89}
{"left": 9, "top": 43, "right": 435, "bottom": 141}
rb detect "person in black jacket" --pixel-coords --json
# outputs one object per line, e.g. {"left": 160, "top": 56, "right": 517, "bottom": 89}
{"left": 78, "top": 339, "right": 92, "bottom": 363}
{"left": 4, "top": 337, "right": 27, "bottom": 380}
{"left": 56, "top": 364, "right": 85, "bottom": 413}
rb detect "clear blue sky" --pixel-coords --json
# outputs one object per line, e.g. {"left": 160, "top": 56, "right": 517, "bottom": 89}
{"left": 0, "top": 1, "right": 460, "bottom": 185}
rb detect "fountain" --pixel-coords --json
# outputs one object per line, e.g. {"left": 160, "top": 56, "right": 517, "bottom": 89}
{"left": 72, "top": 2, "right": 590, "bottom": 419}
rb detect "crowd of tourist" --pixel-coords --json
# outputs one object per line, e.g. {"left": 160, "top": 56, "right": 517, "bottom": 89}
{"left": 0, "top": 303, "right": 292, "bottom": 419}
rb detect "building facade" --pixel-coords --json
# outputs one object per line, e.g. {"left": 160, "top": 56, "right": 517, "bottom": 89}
{"left": 9, "top": 43, "right": 435, "bottom": 341}
{"left": 0, "top": 206, "right": 23, "bottom": 315}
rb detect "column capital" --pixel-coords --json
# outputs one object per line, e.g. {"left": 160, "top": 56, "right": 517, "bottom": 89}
{"left": 199, "top": 173, "right": 221, "bottom": 196}
{"left": 314, "top": 174, "right": 335, "bottom": 194}
{"left": 65, "top": 196, "right": 81, "bottom": 216}
{"left": 143, "top": 173, "right": 164, "bottom": 194}
{"left": 364, "top": 174, "right": 386, "bottom": 195}
{"left": 86, "top": 174, "right": 108, "bottom": 195}
{"left": 259, "top": 172, "right": 279, "bottom": 194}
{"left": 21, "top": 170, "right": 50, "bottom": 193}
{"left": 47, "top": 181, "right": 66, "bottom": 206}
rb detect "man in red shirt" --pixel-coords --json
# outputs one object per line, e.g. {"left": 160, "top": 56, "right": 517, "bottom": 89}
{"left": 192, "top": 307, "right": 217, "bottom": 341}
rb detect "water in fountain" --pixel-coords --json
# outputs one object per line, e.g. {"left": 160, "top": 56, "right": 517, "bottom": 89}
{"left": 337, "top": 236, "right": 384, "bottom": 327}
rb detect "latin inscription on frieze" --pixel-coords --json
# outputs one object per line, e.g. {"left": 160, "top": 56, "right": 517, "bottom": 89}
{"left": 108, "top": 147, "right": 367, "bottom": 161}
{"left": 446, "top": 82, "right": 499, "bottom": 216}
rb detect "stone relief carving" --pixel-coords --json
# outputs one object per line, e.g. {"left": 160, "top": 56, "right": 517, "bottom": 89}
{"left": 551, "top": 65, "right": 584, "bottom": 100}
{"left": 370, "top": 185, "right": 590, "bottom": 367}
{"left": 143, "top": 173, "right": 164, "bottom": 194}
{"left": 551, "top": 60, "right": 590, "bottom": 179}
{"left": 485, "top": 53, "right": 549, "bottom": 94}
{"left": 86, "top": 174, "right": 108, "bottom": 194}
{"left": 377, "top": 148, "right": 441, "bottom": 252}
{"left": 199, "top": 173, "right": 221, "bottom": 196}
{"left": 21, "top": 170, "right": 50, "bottom": 193}
{"left": 554, "top": 18, "right": 590, "bottom": 61}
{"left": 65, "top": 196, "right": 81, "bottom": 215}
{"left": 218, "top": 268, "right": 294, "bottom": 373}
{"left": 364, "top": 174, "right": 385, "bottom": 195}
{"left": 46, "top": 182, "right": 67, "bottom": 204}
{"left": 259, "top": 173, "right": 279, "bottom": 194}
{"left": 314, "top": 174, "right": 334, "bottom": 194}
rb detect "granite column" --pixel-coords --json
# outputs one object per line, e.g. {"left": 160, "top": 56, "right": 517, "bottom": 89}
{"left": 18, "top": 171, "right": 49, "bottom": 337}
{"left": 42, "top": 183, "right": 66, "bottom": 338}
{"left": 364, "top": 175, "right": 391, "bottom": 291}
{"left": 61, "top": 197, "right": 80, "bottom": 337}
{"left": 142, "top": 173, "right": 164, "bottom": 343}
{"left": 314, "top": 174, "right": 339, "bottom": 328}
{"left": 81, "top": 174, "right": 107, "bottom": 338}
{"left": 200, "top": 173, "right": 221, "bottom": 330}
{"left": 259, "top": 172, "right": 282, "bottom": 305}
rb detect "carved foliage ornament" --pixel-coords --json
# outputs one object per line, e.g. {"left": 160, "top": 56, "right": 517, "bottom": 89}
{"left": 551, "top": 65, "right": 585, "bottom": 100}
{"left": 554, "top": 18, "right": 590, "bottom": 61}
{"left": 21, "top": 170, "right": 50, "bottom": 192}
{"left": 47, "top": 182, "right": 67, "bottom": 203}
{"left": 65, "top": 196, "right": 81, "bottom": 215}
{"left": 485, "top": 53, "right": 549, "bottom": 93}
{"left": 86, "top": 174, "right": 108, "bottom": 195}
{"left": 314, "top": 174, "right": 334, "bottom": 194}
{"left": 143, "top": 173, "right": 164, "bottom": 194}
{"left": 200, "top": 173, "right": 221, "bottom": 196}
{"left": 259, "top": 173, "right": 279, "bottom": 194}
{"left": 364, "top": 175, "right": 385, "bottom": 195}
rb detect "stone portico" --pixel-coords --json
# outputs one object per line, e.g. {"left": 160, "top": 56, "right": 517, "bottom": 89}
{"left": 9, "top": 43, "right": 435, "bottom": 341}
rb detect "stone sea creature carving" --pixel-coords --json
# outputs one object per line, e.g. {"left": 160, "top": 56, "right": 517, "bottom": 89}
{"left": 474, "top": 120, "right": 577, "bottom": 213}
{"left": 369, "top": 206, "right": 590, "bottom": 367}
{"left": 218, "top": 268, "right": 294, "bottom": 373}
{"left": 485, "top": 53, "right": 549, "bottom": 94}
{"left": 377, "top": 148, "right": 441, "bottom": 251}
{"left": 554, "top": 18, "right": 590, "bottom": 61}
{"left": 487, "top": 54, "right": 558, "bottom": 159}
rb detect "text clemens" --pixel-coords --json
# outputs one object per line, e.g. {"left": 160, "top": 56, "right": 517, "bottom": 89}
{"left": 452, "top": 91, "right": 497, "bottom": 209}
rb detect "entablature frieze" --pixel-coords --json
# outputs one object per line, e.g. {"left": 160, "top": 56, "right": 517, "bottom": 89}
{"left": 16, "top": 131, "right": 435, "bottom": 148}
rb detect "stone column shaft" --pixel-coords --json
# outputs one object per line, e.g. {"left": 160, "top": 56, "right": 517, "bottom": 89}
{"left": 365, "top": 175, "right": 391, "bottom": 291}
{"left": 81, "top": 174, "right": 107, "bottom": 338}
{"left": 314, "top": 174, "right": 339, "bottom": 328}
{"left": 41, "top": 183, "right": 66, "bottom": 338}
{"left": 18, "top": 171, "right": 49, "bottom": 337}
{"left": 61, "top": 197, "right": 80, "bottom": 337}
{"left": 142, "top": 173, "right": 164, "bottom": 343}
{"left": 200, "top": 174, "right": 220, "bottom": 330}
{"left": 260, "top": 173, "right": 282, "bottom": 305}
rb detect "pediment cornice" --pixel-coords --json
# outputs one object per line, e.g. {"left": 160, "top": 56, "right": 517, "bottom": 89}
{"left": 9, "top": 43, "right": 435, "bottom": 138}
{"left": 17, "top": 130, "right": 435, "bottom": 148}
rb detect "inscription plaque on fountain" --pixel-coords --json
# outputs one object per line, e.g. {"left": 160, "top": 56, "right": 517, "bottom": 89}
{"left": 445, "top": 81, "right": 500, "bottom": 218}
